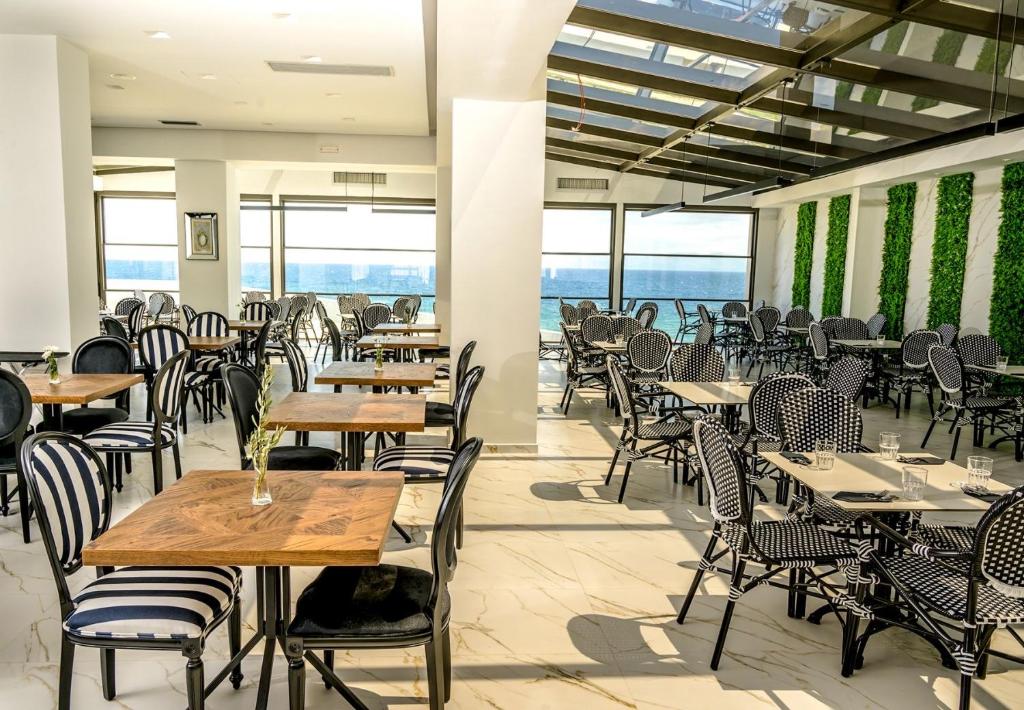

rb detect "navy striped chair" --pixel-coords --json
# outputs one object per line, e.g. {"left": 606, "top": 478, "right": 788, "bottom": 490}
{"left": 180, "top": 304, "right": 198, "bottom": 327}
{"left": 127, "top": 302, "right": 146, "bottom": 342}
{"left": 136, "top": 324, "right": 213, "bottom": 429}
{"left": 243, "top": 300, "right": 273, "bottom": 321}
{"left": 22, "top": 432, "right": 243, "bottom": 710}
{"left": 83, "top": 350, "right": 189, "bottom": 494}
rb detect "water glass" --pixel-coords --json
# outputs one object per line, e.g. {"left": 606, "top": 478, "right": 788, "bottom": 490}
{"left": 997, "top": 356, "right": 1009, "bottom": 372}
{"left": 876, "top": 333, "right": 885, "bottom": 344}
{"left": 967, "top": 455, "right": 994, "bottom": 491}
{"left": 815, "top": 439, "right": 837, "bottom": 471}
{"left": 879, "top": 432, "right": 901, "bottom": 460}
{"left": 727, "top": 365, "right": 740, "bottom": 383}
{"left": 902, "top": 466, "right": 928, "bottom": 501}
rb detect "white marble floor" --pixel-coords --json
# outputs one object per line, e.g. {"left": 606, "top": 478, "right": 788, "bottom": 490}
{"left": 1, "top": 355, "right": 1023, "bottom": 709}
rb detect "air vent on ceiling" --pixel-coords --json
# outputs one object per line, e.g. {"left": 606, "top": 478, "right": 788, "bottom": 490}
{"left": 557, "top": 177, "right": 608, "bottom": 191}
{"left": 333, "top": 172, "right": 387, "bottom": 185}
{"left": 159, "top": 119, "right": 201, "bottom": 126}
{"left": 267, "top": 61, "right": 394, "bottom": 77}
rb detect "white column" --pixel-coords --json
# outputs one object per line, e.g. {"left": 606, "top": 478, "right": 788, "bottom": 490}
{"left": 846, "top": 187, "right": 887, "bottom": 319}
{"left": 173, "top": 160, "right": 241, "bottom": 315}
{"left": 449, "top": 98, "right": 546, "bottom": 448}
{"left": 434, "top": 118, "right": 452, "bottom": 343}
{"left": 0, "top": 35, "right": 97, "bottom": 352}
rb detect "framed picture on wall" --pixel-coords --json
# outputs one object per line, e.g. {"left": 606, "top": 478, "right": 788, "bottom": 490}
{"left": 185, "top": 212, "right": 219, "bottom": 260}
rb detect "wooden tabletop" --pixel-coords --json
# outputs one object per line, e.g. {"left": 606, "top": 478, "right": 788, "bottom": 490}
{"left": 83, "top": 470, "right": 404, "bottom": 567}
{"left": 373, "top": 323, "right": 442, "bottom": 334}
{"left": 355, "top": 335, "right": 440, "bottom": 350}
{"left": 779, "top": 325, "right": 809, "bottom": 334}
{"left": 833, "top": 339, "right": 902, "bottom": 349}
{"left": 265, "top": 392, "right": 426, "bottom": 432}
{"left": 189, "top": 335, "right": 242, "bottom": 350}
{"left": 315, "top": 361, "right": 438, "bottom": 387}
{"left": 660, "top": 380, "right": 752, "bottom": 406}
{"left": 228, "top": 320, "right": 270, "bottom": 331}
{"left": 762, "top": 452, "right": 1013, "bottom": 512}
{"left": 592, "top": 339, "right": 627, "bottom": 353}
{"left": 23, "top": 373, "right": 143, "bottom": 404}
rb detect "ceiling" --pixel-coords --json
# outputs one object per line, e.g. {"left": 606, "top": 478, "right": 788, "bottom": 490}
{"left": 0, "top": 0, "right": 431, "bottom": 135}
{"left": 545, "top": 0, "right": 1024, "bottom": 197}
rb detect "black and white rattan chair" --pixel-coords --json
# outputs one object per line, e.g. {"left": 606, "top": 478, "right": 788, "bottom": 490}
{"left": 722, "top": 301, "right": 747, "bottom": 319}
{"left": 113, "top": 297, "right": 143, "bottom": 317}
{"left": 561, "top": 325, "right": 608, "bottom": 414}
{"left": 560, "top": 302, "right": 579, "bottom": 326}
{"left": 693, "top": 322, "right": 714, "bottom": 346}
{"left": 785, "top": 308, "right": 814, "bottom": 329}
{"left": 823, "top": 356, "right": 870, "bottom": 401}
{"left": 673, "top": 299, "right": 699, "bottom": 342}
{"left": 807, "top": 321, "right": 830, "bottom": 380}
{"left": 936, "top": 323, "right": 958, "bottom": 347}
{"left": 21, "top": 432, "right": 243, "bottom": 710}
{"left": 957, "top": 333, "right": 1003, "bottom": 393}
{"left": 880, "top": 329, "right": 939, "bottom": 418}
{"left": 865, "top": 313, "right": 887, "bottom": 339}
{"left": 635, "top": 302, "right": 658, "bottom": 330}
{"left": 626, "top": 329, "right": 671, "bottom": 386}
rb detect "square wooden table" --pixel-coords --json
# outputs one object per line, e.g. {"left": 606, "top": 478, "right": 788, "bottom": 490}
{"left": 314, "top": 361, "right": 437, "bottom": 392}
{"left": 373, "top": 322, "right": 442, "bottom": 334}
{"left": 228, "top": 320, "right": 270, "bottom": 332}
{"left": 660, "top": 380, "right": 751, "bottom": 430}
{"left": 23, "top": 372, "right": 143, "bottom": 429}
{"left": 355, "top": 335, "right": 440, "bottom": 363}
{"left": 593, "top": 338, "right": 627, "bottom": 354}
{"left": 967, "top": 363, "right": 1024, "bottom": 379}
{"left": 833, "top": 339, "right": 902, "bottom": 350}
{"left": 84, "top": 469, "right": 404, "bottom": 710}
{"left": 189, "top": 335, "right": 241, "bottom": 351}
{"left": 265, "top": 392, "right": 426, "bottom": 469}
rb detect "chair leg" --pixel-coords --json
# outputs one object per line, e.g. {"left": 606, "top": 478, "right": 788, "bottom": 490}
{"left": 392, "top": 520, "right": 413, "bottom": 543}
{"left": 288, "top": 653, "right": 306, "bottom": 710}
{"left": 617, "top": 457, "right": 634, "bottom": 504}
{"left": 322, "top": 649, "right": 334, "bottom": 688}
{"left": 605, "top": 429, "right": 626, "bottom": 485}
{"left": 442, "top": 628, "right": 452, "bottom": 702}
{"left": 152, "top": 449, "right": 164, "bottom": 495}
{"left": 101, "top": 648, "right": 115, "bottom": 700}
{"left": 185, "top": 655, "right": 204, "bottom": 710}
{"left": 58, "top": 635, "right": 75, "bottom": 710}
{"left": 16, "top": 465, "right": 31, "bottom": 543}
{"left": 425, "top": 632, "right": 446, "bottom": 710}
{"left": 172, "top": 443, "right": 183, "bottom": 481}
{"left": 456, "top": 505, "right": 464, "bottom": 550}
{"left": 710, "top": 554, "right": 747, "bottom": 670}
{"left": 921, "top": 406, "right": 944, "bottom": 447}
{"left": 677, "top": 531, "right": 717, "bottom": 624}
{"left": 229, "top": 595, "right": 244, "bottom": 689}
{"left": 951, "top": 424, "right": 963, "bottom": 461}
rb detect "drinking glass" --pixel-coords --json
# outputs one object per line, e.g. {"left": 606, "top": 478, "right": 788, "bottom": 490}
{"left": 815, "top": 439, "right": 837, "bottom": 471}
{"left": 902, "top": 466, "right": 928, "bottom": 501}
{"left": 727, "top": 365, "right": 740, "bottom": 383}
{"left": 879, "top": 432, "right": 901, "bottom": 460}
{"left": 967, "top": 455, "right": 994, "bottom": 491}
{"left": 997, "top": 356, "right": 1009, "bottom": 372}
{"left": 876, "top": 334, "right": 885, "bottom": 343}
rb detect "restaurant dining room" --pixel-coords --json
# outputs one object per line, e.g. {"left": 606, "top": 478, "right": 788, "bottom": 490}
{"left": 4, "top": 0, "right": 1024, "bottom": 708}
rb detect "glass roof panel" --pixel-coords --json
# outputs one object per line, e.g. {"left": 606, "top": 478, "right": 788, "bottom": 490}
{"left": 547, "top": 105, "right": 675, "bottom": 139}
{"left": 546, "top": 69, "right": 710, "bottom": 111}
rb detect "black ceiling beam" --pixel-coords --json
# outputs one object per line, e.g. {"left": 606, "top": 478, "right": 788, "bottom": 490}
{"left": 546, "top": 115, "right": 663, "bottom": 147}
{"left": 544, "top": 149, "right": 742, "bottom": 188}
{"left": 820, "top": 0, "right": 1018, "bottom": 43}
{"left": 547, "top": 81, "right": 696, "bottom": 131}
{"left": 747, "top": 96, "right": 937, "bottom": 140}
{"left": 709, "top": 123, "right": 868, "bottom": 159}
{"left": 546, "top": 136, "right": 636, "bottom": 162}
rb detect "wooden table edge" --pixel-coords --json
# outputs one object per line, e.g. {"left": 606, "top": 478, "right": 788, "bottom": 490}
{"left": 27, "top": 373, "right": 144, "bottom": 404}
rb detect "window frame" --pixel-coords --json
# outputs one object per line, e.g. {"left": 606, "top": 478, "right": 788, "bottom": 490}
{"left": 95, "top": 190, "right": 178, "bottom": 302}
{"left": 619, "top": 204, "right": 758, "bottom": 310}
{"left": 541, "top": 201, "right": 616, "bottom": 309}
{"left": 239, "top": 193, "right": 274, "bottom": 295}
{"left": 279, "top": 194, "right": 437, "bottom": 299}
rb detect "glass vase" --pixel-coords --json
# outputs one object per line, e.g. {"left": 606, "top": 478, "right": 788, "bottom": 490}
{"left": 251, "top": 470, "right": 272, "bottom": 506}
{"left": 48, "top": 367, "right": 61, "bottom": 385}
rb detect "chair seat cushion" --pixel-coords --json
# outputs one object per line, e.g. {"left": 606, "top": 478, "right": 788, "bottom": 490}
{"left": 914, "top": 524, "right": 975, "bottom": 552}
{"left": 66, "top": 566, "right": 241, "bottom": 640}
{"left": 267, "top": 446, "right": 342, "bottom": 471}
{"left": 884, "top": 554, "right": 1024, "bottom": 625}
{"left": 183, "top": 372, "right": 210, "bottom": 388}
{"left": 425, "top": 401, "right": 455, "bottom": 428}
{"left": 373, "top": 446, "right": 454, "bottom": 480}
{"left": 288, "top": 564, "right": 449, "bottom": 639}
{"left": 83, "top": 421, "right": 176, "bottom": 449}
{"left": 60, "top": 407, "right": 130, "bottom": 436}
{"left": 194, "top": 356, "right": 224, "bottom": 374}
{"left": 636, "top": 419, "right": 690, "bottom": 440}
{"left": 721, "top": 520, "right": 855, "bottom": 565}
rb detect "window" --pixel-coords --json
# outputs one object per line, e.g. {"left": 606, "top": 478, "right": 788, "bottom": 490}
{"left": 282, "top": 200, "right": 436, "bottom": 319}
{"left": 240, "top": 198, "right": 272, "bottom": 293}
{"left": 541, "top": 206, "right": 613, "bottom": 332}
{"left": 100, "top": 195, "right": 178, "bottom": 307}
{"left": 622, "top": 208, "right": 754, "bottom": 337}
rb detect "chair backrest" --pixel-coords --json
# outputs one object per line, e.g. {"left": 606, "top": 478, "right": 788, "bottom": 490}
{"left": 152, "top": 350, "right": 190, "bottom": 421}
{"left": 824, "top": 356, "right": 870, "bottom": 400}
{"left": 452, "top": 365, "right": 485, "bottom": 445}
{"left": 409, "top": 295, "right": 422, "bottom": 322}
{"left": 244, "top": 291, "right": 265, "bottom": 304}
{"left": 352, "top": 293, "right": 371, "bottom": 312}
{"left": 282, "top": 338, "right": 308, "bottom": 392}
{"left": 114, "top": 297, "right": 143, "bottom": 317}
{"left": 674, "top": 298, "right": 688, "bottom": 321}
{"left": 146, "top": 292, "right": 166, "bottom": 316}
{"left": 777, "top": 386, "right": 864, "bottom": 452}
{"left": 323, "top": 318, "right": 343, "bottom": 361}
{"left": 100, "top": 316, "right": 128, "bottom": 340}
{"left": 697, "top": 304, "right": 713, "bottom": 326}
{"left": 928, "top": 344, "right": 964, "bottom": 394}
{"left": 72, "top": 336, "right": 132, "bottom": 376}
{"left": 243, "top": 301, "right": 274, "bottom": 321}
{"left": 619, "top": 317, "right": 642, "bottom": 341}
{"left": 973, "top": 486, "right": 1024, "bottom": 598}
{"left": 392, "top": 297, "right": 411, "bottom": 321}
{"left": 669, "top": 343, "right": 725, "bottom": 382}
{"left": 221, "top": 364, "right": 261, "bottom": 466}
{"left": 785, "top": 307, "right": 813, "bottom": 328}
{"left": 158, "top": 292, "right": 176, "bottom": 315}
{"left": 866, "top": 313, "right": 887, "bottom": 339}
{"left": 809, "top": 321, "right": 829, "bottom": 360}
{"left": 692, "top": 416, "right": 748, "bottom": 525}
{"left": 362, "top": 303, "right": 392, "bottom": 331}
{"left": 578, "top": 302, "right": 598, "bottom": 321}
{"left": 560, "top": 303, "right": 579, "bottom": 326}
{"left": 265, "top": 301, "right": 282, "bottom": 319}
{"left": 957, "top": 333, "right": 1002, "bottom": 368}
{"left": 314, "top": 300, "right": 330, "bottom": 329}
{"left": 0, "top": 370, "right": 32, "bottom": 452}
{"left": 623, "top": 298, "right": 636, "bottom": 314}
{"left": 755, "top": 306, "right": 780, "bottom": 333}
{"left": 581, "top": 315, "right": 613, "bottom": 344}
{"left": 627, "top": 329, "right": 671, "bottom": 374}
{"left": 819, "top": 316, "right": 840, "bottom": 336}
{"left": 21, "top": 433, "right": 112, "bottom": 590}
{"left": 607, "top": 356, "right": 638, "bottom": 422}
{"left": 127, "top": 302, "right": 146, "bottom": 340}
{"left": 722, "top": 301, "right": 747, "bottom": 319}
{"left": 180, "top": 304, "right": 198, "bottom": 326}
{"left": 560, "top": 323, "right": 584, "bottom": 373}
{"left": 289, "top": 294, "right": 309, "bottom": 320}
{"left": 748, "top": 372, "right": 814, "bottom": 439}
{"left": 138, "top": 324, "right": 188, "bottom": 371}
{"left": 901, "top": 329, "right": 940, "bottom": 368}
{"left": 275, "top": 296, "right": 293, "bottom": 321}
{"left": 337, "top": 295, "right": 355, "bottom": 317}
{"left": 936, "top": 323, "right": 958, "bottom": 347}
{"left": 253, "top": 321, "right": 274, "bottom": 378}
{"left": 455, "top": 341, "right": 477, "bottom": 390}
{"left": 188, "top": 311, "right": 228, "bottom": 337}
{"left": 747, "top": 311, "right": 766, "bottom": 344}
{"left": 428, "top": 437, "right": 483, "bottom": 618}
{"left": 693, "top": 322, "right": 714, "bottom": 345}
{"left": 636, "top": 302, "right": 658, "bottom": 329}
{"left": 833, "top": 317, "right": 869, "bottom": 341}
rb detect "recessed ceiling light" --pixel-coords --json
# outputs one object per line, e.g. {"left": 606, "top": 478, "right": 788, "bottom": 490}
{"left": 302, "top": 55, "right": 322, "bottom": 64}
{"left": 234, "top": 100, "right": 248, "bottom": 106}
{"left": 341, "top": 116, "right": 356, "bottom": 121}
{"left": 109, "top": 73, "right": 136, "bottom": 81}
{"left": 262, "top": 122, "right": 274, "bottom": 126}
{"left": 325, "top": 92, "right": 343, "bottom": 98}
{"left": 105, "top": 84, "right": 125, "bottom": 91}
{"left": 145, "top": 30, "right": 171, "bottom": 39}
{"left": 200, "top": 74, "right": 217, "bottom": 80}
{"left": 272, "top": 12, "right": 292, "bottom": 20}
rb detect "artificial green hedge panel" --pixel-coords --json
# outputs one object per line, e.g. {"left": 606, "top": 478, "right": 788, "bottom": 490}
{"left": 927, "top": 172, "right": 974, "bottom": 329}
{"left": 990, "top": 162, "right": 1024, "bottom": 363}
{"left": 821, "top": 195, "right": 851, "bottom": 317}
{"left": 792, "top": 201, "right": 816, "bottom": 308}
{"left": 877, "top": 183, "right": 917, "bottom": 339}
{"left": 912, "top": 30, "right": 967, "bottom": 112}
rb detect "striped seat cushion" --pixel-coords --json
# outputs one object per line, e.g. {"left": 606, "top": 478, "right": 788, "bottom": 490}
{"left": 373, "top": 446, "right": 454, "bottom": 480}
{"left": 194, "top": 356, "right": 224, "bottom": 374}
{"left": 83, "top": 421, "right": 177, "bottom": 449}
{"left": 66, "top": 566, "right": 241, "bottom": 640}
{"left": 183, "top": 372, "right": 210, "bottom": 387}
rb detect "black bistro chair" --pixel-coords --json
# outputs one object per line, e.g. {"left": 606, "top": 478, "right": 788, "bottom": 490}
{"left": 0, "top": 370, "right": 33, "bottom": 542}
{"left": 60, "top": 336, "right": 133, "bottom": 436}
